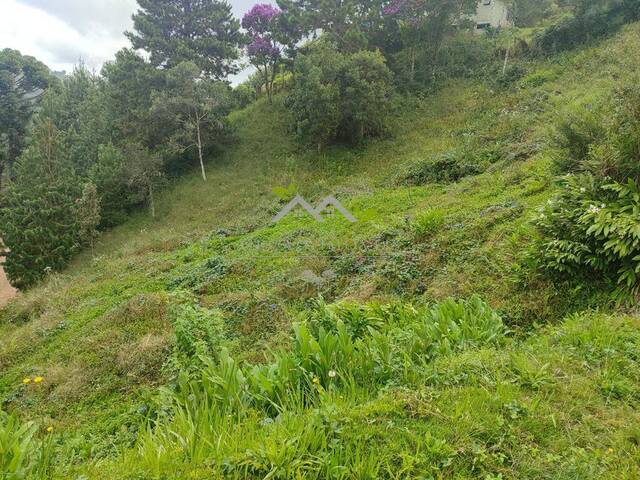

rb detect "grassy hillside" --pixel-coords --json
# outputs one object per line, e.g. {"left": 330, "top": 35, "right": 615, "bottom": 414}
{"left": 1, "top": 23, "right": 640, "bottom": 478}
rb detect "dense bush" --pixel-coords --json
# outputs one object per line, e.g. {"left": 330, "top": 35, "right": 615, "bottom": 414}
{"left": 286, "top": 41, "right": 394, "bottom": 149}
{"left": 536, "top": 175, "right": 640, "bottom": 300}
{"left": 536, "top": 83, "right": 640, "bottom": 300}
{"left": 401, "top": 148, "right": 488, "bottom": 185}
{"left": 534, "top": 0, "right": 640, "bottom": 53}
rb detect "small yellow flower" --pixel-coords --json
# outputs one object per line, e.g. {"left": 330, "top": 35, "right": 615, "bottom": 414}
{"left": 46, "top": 426, "right": 53, "bottom": 433}
{"left": 34, "top": 376, "right": 44, "bottom": 384}
{"left": 22, "top": 377, "right": 31, "bottom": 385}
{"left": 312, "top": 377, "right": 320, "bottom": 385}
{"left": 607, "top": 448, "right": 614, "bottom": 454}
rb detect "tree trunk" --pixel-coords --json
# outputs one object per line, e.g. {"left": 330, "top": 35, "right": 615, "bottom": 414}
{"left": 502, "top": 41, "right": 511, "bottom": 75}
{"left": 148, "top": 184, "right": 156, "bottom": 219}
{"left": 196, "top": 119, "right": 207, "bottom": 181}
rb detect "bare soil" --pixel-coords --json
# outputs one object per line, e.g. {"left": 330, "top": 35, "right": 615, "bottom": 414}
{"left": 0, "top": 256, "right": 17, "bottom": 307}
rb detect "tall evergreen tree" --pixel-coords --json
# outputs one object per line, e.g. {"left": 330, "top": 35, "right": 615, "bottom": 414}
{"left": 0, "top": 115, "right": 80, "bottom": 289}
{"left": 0, "top": 49, "right": 55, "bottom": 188}
{"left": 126, "top": 0, "right": 245, "bottom": 79}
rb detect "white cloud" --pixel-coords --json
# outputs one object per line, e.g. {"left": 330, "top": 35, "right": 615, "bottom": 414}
{"left": 0, "top": 0, "right": 270, "bottom": 81}
{"left": 0, "top": 0, "right": 131, "bottom": 73}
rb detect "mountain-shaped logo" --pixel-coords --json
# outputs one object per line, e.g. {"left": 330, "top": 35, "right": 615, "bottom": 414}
{"left": 272, "top": 195, "right": 357, "bottom": 223}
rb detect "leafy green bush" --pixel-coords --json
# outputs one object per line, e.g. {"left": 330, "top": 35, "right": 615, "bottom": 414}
{"left": 402, "top": 149, "right": 484, "bottom": 185}
{"left": 168, "top": 256, "right": 228, "bottom": 292}
{"left": 286, "top": 41, "right": 394, "bottom": 149}
{"left": 155, "top": 296, "right": 504, "bottom": 416}
{"left": 537, "top": 82, "right": 640, "bottom": 300}
{"left": 536, "top": 175, "right": 640, "bottom": 300}
{"left": 170, "top": 304, "right": 227, "bottom": 368}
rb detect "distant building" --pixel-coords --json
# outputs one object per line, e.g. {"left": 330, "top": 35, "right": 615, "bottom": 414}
{"left": 472, "top": 0, "right": 511, "bottom": 32}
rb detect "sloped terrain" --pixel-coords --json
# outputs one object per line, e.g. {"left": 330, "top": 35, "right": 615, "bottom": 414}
{"left": 1, "top": 23, "right": 640, "bottom": 479}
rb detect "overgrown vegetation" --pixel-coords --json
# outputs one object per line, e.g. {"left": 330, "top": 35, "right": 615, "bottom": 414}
{"left": 1, "top": 0, "right": 640, "bottom": 478}
{"left": 536, "top": 82, "right": 640, "bottom": 301}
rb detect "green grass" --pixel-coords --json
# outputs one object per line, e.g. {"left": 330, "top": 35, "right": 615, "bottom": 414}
{"left": 1, "top": 22, "right": 640, "bottom": 478}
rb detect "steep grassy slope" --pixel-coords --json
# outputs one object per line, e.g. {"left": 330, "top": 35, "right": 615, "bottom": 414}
{"left": 1, "top": 23, "right": 640, "bottom": 478}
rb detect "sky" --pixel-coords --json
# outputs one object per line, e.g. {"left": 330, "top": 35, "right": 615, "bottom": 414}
{"left": 0, "top": 0, "right": 262, "bottom": 83}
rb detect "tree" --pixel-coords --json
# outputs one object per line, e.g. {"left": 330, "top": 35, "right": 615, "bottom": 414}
{"left": 0, "top": 117, "right": 80, "bottom": 289}
{"left": 287, "top": 40, "right": 394, "bottom": 150}
{"left": 126, "top": 0, "right": 245, "bottom": 79}
{"left": 152, "top": 62, "right": 233, "bottom": 181}
{"left": 123, "top": 143, "right": 165, "bottom": 218}
{"left": 382, "top": 0, "right": 477, "bottom": 82}
{"left": 243, "top": 4, "right": 283, "bottom": 103}
{"left": 505, "top": 0, "right": 554, "bottom": 27}
{"left": 75, "top": 182, "right": 101, "bottom": 255}
{"left": 101, "top": 49, "right": 166, "bottom": 148}
{"left": 0, "top": 49, "right": 55, "bottom": 188}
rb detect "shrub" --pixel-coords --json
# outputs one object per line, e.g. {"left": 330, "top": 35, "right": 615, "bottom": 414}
{"left": 402, "top": 149, "right": 484, "bottom": 185}
{"left": 170, "top": 304, "right": 226, "bottom": 368}
{"left": 537, "top": 175, "right": 640, "bottom": 300}
{"left": 538, "top": 81, "right": 640, "bottom": 300}
{"left": 287, "top": 41, "right": 394, "bottom": 149}
{"left": 412, "top": 209, "right": 446, "bottom": 238}
{"left": 534, "top": 0, "right": 640, "bottom": 54}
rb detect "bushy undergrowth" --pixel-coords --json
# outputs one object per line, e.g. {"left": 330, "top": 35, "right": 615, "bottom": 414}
{"left": 124, "top": 297, "right": 504, "bottom": 476}
{"left": 534, "top": 0, "right": 640, "bottom": 53}
{"left": 536, "top": 82, "right": 640, "bottom": 301}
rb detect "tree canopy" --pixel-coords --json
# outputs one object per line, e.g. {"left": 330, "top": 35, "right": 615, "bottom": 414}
{"left": 126, "top": 0, "right": 245, "bottom": 79}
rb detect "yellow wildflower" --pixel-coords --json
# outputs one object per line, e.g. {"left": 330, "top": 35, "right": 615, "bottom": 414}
{"left": 46, "top": 426, "right": 54, "bottom": 433}
{"left": 607, "top": 448, "right": 614, "bottom": 454}
{"left": 22, "top": 377, "right": 31, "bottom": 385}
{"left": 34, "top": 376, "right": 44, "bottom": 384}
{"left": 312, "top": 377, "right": 320, "bottom": 385}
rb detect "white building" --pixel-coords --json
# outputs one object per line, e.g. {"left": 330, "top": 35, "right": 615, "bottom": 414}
{"left": 472, "top": 0, "right": 511, "bottom": 32}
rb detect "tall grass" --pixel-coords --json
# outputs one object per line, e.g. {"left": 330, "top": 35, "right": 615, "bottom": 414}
{"left": 122, "top": 296, "right": 505, "bottom": 477}
{"left": 0, "top": 411, "right": 53, "bottom": 479}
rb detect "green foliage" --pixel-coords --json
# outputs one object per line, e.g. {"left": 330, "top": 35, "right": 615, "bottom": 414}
{"left": 0, "top": 411, "right": 52, "bottom": 479}
{"left": 168, "top": 256, "right": 228, "bottom": 291}
{"left": 170, "top": 303, "right": 226, "bottom": 366}
{"left": 75, "top": 182, "right": 101, "bottom": 251}
{"left": 402, "top": 149, "right": 484, "bottom": 185}
{"left": 536, "top": 175, "right": 640, "bottom": 300}
{"left": 287, "top": 41, "right": 394, "bottom": 149}
{"left": 126, "top": 0, "right": 244, "bottom": 79}
{"left": 411, "top": 208, "right": 446, "bottom": 238}
{"left": 151, "top": 61, "right": 234, "bottom": 180}
{"left": 0, "top": 48, "right": 56, "bottom": 186}
{"left": 0, "top": 118, "right": 80, "bottom": 289}
{"left": 537, "top": 81, "right": 640, "bottom": 300}
{"left": 535, "top": 0, "right": 640, "bottom": 53}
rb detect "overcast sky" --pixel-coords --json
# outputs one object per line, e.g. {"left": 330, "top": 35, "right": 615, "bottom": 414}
{"left": 0, "top": 0, "right": 262, "bottom": 82}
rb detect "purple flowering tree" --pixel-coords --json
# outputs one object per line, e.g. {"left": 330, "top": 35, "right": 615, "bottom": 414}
{"left": 242, "top": 4, "right": 282, "bottom": 103}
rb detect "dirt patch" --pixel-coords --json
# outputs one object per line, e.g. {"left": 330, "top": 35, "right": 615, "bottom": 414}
{"left": 0, "top": 256, "right": 17, "bottom": 308}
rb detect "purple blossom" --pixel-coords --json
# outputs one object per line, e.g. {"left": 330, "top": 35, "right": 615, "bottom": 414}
{"left": 247, "top": 35, "right": 281, "bottom": 59}
{"left": 383, "top": 0, "right": 405, "bottom": 15}
{"left": 242, "top": 4, "right": 281, "bottom": 34}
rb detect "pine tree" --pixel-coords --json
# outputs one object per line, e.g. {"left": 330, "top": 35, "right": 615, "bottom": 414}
{"left": 75, "top": 182, "right": 101, "bottom": 255}
{"left": 126, "top": 0, "right": 245, "bottom": 79}
{"left": 0, "top": 118, "right": 80, "bottom": 289}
